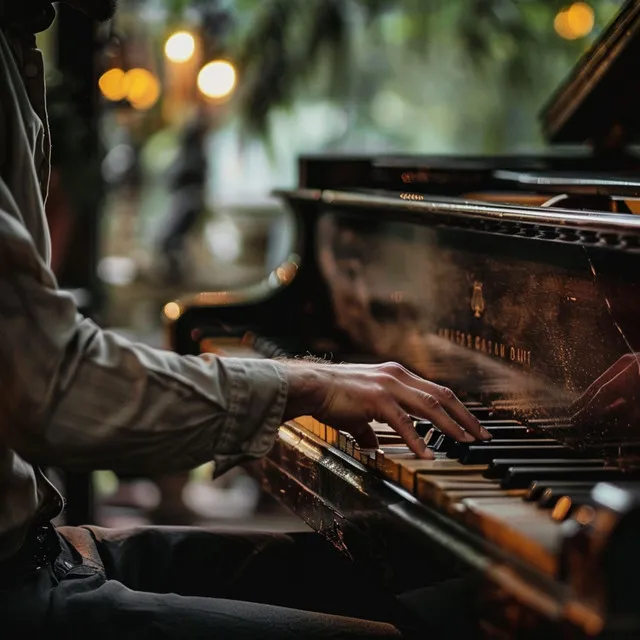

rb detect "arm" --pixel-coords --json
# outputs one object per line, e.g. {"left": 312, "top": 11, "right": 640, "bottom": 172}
{"left": 0, "top": 204, "right": 287, "bottom": 476}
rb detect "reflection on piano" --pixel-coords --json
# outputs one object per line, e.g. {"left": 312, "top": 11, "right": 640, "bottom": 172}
{"left": 165, "top": 1, "right": 640, "bottom": 637}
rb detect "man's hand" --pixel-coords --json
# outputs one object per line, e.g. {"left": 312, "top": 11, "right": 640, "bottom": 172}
{"left": 281, "top": 360, "right": 490, "bottom": 459}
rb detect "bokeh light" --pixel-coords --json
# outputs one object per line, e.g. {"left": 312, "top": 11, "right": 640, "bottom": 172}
{"left": 124, "top": 68, "right": 161, "bottom": 110}
{"left": 99, "top": 67, "right": 161, "bottom": 110}
{"left": 554, "top": 3, "right": 595, "bottom": 40}
{"left": 163, "top": 302, "right": 183, "bottom": 321}
{"left": 165, "top": 31, "right": 196, "bottom": 63}
{"left": 197, "top": 60, "right": 237, "bottom": 99}
{"left": 99, "top": 68, "right": 128, "bottom": 101}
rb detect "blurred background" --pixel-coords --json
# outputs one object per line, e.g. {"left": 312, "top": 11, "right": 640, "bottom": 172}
{"left": 42, "top": 0, "right": 623, "bottom": 530}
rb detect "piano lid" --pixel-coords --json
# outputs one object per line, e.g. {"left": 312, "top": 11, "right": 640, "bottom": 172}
{"left": 542, "top": 0, "right": 640, "bottom": 148}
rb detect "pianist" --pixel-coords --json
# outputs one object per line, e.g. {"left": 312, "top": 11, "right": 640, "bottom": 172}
{"left": 0, "top": 0, "right": 489, "bottom": 637}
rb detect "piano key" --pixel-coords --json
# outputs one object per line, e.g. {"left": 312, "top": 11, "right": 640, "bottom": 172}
{"left": 486, "top": 459, "right": 606, "bottom": 481}
{"left": 474, "top": 425, "right": 537, "bottom": 439}
{"left": 467, "top": 407, "right": 498, "bottom": 420}
{"left": 377, "top": 433, "right": 405, "bottom": 445}
{"left": 461, "top": 497, "right": 561, "bottom": 574}
{"left": 416, "top": 475, "right": 527, "bottom": 511}
{"left": 501, "top": 467, "right": 640, "bottom": 490}
{"left": 447, "top": 438, "right": 558, "bottom": 459}
{"left": 395, "top": 457, "right": 487, "bottom": 491}
{"left": 426, "top": 424, "right": 544, "bottom": 448}
{"left": 524, "top": 480, "right": 597, "bottom": 502}
{"left": 460, "top": 445, "right": 583, "bottom": 465}
{"left": 414, "top": 420, "right": 433, "bottom": 437}
{"left": 537, "top": 488, "right": 593, "bottom": 510}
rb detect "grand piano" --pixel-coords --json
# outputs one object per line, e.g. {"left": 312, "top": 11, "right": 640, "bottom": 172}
{"left": 165, "top": 1, "right": 640, "bottom": 637}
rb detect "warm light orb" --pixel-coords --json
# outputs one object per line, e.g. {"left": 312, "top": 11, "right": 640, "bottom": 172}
{"left": 197, "top": 60, "right": 237, "bottom": 99}
{"left": 554, "top": 3, "right": 595, "bottom": 40}
{"left": 165, "top": 31, "right": 196, "bottom": 63}
{"left": 99, "top": 68, "right": 128, "bottom": 101}
{"left": 124, "top": 68, "right": 161, "bottom": 110}
{"left": 567, "top": 2, "right": 595, "bottom": 38}
{"left": 163, "top": 302, "right": 182, "bottom": 321}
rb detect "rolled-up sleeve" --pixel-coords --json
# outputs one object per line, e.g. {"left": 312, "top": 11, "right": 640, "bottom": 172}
{"left": 0, "top": 205, "right": 288, "bottom": 477}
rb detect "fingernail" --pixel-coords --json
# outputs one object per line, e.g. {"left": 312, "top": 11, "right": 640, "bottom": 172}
{"left": 481, "top": 427, "right": 492, "bottom": 440}
{"left": 461, "top": 432, "right": 475, "bottom": 442}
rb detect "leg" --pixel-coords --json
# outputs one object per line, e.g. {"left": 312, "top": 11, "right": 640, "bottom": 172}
{"left": 77, "top": 525, "right": 406, "bottom": 624}
{"left": 49, "top": 526, "right": 406, "bottom": 639}
{"left": 50, "top": 576, "right": 402, "bottom": 639}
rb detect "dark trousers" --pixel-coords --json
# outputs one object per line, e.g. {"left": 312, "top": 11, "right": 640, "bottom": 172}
{"left": 0, "top": 525, "right": 439, "bottom": 639}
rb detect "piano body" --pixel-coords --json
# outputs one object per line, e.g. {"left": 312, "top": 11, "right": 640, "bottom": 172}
{"left": 165, "top": 1, "right": 640, "bottom": 637}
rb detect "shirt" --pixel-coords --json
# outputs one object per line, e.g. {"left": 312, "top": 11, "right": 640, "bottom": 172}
{"left": 0, "top": 19, "right": 288, "bottom": 560}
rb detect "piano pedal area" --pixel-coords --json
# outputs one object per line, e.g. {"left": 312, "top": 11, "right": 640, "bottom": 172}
{"left": 282, "top": 401, "right": 640, "bottom": 638}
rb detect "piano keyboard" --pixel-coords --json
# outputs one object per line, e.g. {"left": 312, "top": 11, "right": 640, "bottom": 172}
{"left": 292, "top": 403, "right": 640, "bottom": 577}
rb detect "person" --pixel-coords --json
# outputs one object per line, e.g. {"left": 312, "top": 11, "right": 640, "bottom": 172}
{"left": 0, "top": 1, "right": 491, "bottom": 638}
{"left": 156, "top": 111, "right": 209, "bottom": 285}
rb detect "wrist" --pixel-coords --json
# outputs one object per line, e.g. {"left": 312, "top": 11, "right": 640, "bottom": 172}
{"left": 280, "top": 360, "right": 327, "bottom": 422}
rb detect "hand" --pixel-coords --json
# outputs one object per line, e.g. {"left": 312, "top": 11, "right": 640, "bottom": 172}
{"left": 282, "top": 360, "right": 491, "bottom": 459}
{"left": 571, "top": 353, "right": 640, "bottom": 431}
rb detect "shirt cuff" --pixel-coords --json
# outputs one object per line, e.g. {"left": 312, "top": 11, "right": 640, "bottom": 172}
{"left": 212, "top": 357, "right": 288, "bottom": 475}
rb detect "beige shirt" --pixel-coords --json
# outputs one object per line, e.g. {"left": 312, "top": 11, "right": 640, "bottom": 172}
{"left": 0, "top": 27, "right": 287, "bottom": 559}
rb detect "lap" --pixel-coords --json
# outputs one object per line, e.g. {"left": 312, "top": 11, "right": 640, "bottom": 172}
{"left": 47, "top": 524, "right": 412, "bottom": 639}
{"left": 61, "top": 525, "right": 400, "bottom": 618}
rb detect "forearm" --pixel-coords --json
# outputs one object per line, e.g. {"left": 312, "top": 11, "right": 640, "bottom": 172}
{"left": 0, "top": 241, "right": 287, "bottom": 475}
{"left": 18, "top": 318, "right": 288, "bottom": 474}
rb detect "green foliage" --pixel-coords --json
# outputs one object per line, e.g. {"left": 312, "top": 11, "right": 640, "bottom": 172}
{"left": 155, "top": 0, "right": 624, "bottom": 147}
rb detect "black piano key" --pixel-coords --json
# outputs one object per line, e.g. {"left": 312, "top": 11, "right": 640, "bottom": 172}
{"left": 414, "top": 420, "right": 433, "bottom": 438}
{"left": 485, "top": 459, "right": 605, "bottom": 480}
{"left": 538, "top": 488, "right": 593, "bottom": 509}
{"left": 476, "top": 425, "right": 545, "bottom": 439}
{"left": 431, "top": 433, "right": 456, "bottom": 452}
{"left": 501, "top": 467, "right": 640, "bottom": 490}
{"left": 524, "top": 480, "right": 597, "bottom": 502}
{"left": 447, "top": 438, "right": 558, "bottom": 459}
{"left": 467, "top": 407, "right": 497, "bottom": 420}
{"left": 460, "top": 444, "right": 580, "bottom": 465}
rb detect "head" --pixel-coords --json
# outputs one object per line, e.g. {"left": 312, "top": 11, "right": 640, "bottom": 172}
{"left": 60, "top": 0, "right": 118, "bottom": 21}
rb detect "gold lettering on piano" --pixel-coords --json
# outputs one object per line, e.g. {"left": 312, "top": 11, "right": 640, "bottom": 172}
{"left": 399, "top": 192, "right": 425, "bottom": 201}
{"left": 470, "top": 281, "right": 485, "bottom": 318}
{"left": 438, "top": 328, "right": 531, "bottom": 366}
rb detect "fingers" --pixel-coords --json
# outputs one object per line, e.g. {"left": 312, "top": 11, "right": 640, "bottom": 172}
{"left": 378, "top": 363, "right": 489, "bottom": 441}
{"left": 347, "top": 422, "right": 379, "bottom": 450}
{"left": 393, "top": 384, "right": 476, "bottom": 443}
{"left": 573, "top": 359, "right": 639, "bottom": 424}
{"left": 572, "top": 353, "right": 638, "bottom": 413}
{"left": 379, "top": 403, "right": 433, "bottom": 459}
{"left": 428, "top": 385, "right": 489, "bottom": 440}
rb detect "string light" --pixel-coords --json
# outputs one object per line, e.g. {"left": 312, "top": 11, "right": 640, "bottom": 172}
{"left": 197, "top": 60, "right": 237, "bottom": 100}
{"left": 165, "top": 31, "right": 196, "bottom": 63}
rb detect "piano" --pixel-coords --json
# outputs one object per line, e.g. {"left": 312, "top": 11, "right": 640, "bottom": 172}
{"left": 165, "top": 1, "right": 640, "bottom": 637}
